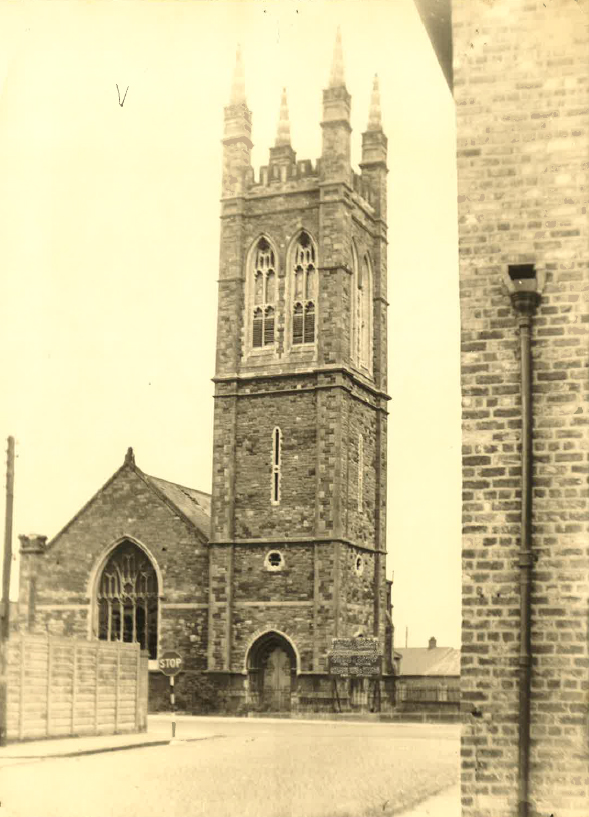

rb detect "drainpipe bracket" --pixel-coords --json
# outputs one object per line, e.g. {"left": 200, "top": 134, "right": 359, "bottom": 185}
{"left": 518, "top": 550, "right": 534, "bottom": 569}
{"left": 510, "top": 291, "right": 541, "bottom": 318}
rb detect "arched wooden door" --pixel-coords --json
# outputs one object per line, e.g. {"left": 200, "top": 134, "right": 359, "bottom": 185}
{"left": 248, "top": 632, "right": 296, "bottom": 712}
{"left": 262, "top": 646, "right": 292, "bottom": 711}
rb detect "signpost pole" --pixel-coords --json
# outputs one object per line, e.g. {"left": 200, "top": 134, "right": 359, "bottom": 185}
{"left": 0, "top": 436, "right": 15, "bottom": 747}
{"left": 170, "top": 675, "right": 175, "bottom": 738}
{"left": 159, "top": 650, "right": 182, "bottom": 739}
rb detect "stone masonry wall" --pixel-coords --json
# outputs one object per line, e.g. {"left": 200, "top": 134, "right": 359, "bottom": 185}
{"left": 233, "top": 388, "right": 317, "bottom": 540}
{"left": 453, "top": 2, "right": 589, "bottom": 815}
{"left": 209, "top": 65, "right": 391, "bottom": 699}
{"left": 207, "top": 538, "right": 340, "bottom": 674}
{"left": 345, "top": 390, "right": 378, "bottom": 549}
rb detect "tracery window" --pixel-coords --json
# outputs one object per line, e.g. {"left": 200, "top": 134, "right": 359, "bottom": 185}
{"left": 252, "top": 238, "right": 276, "bottom": 348}
{"left": 292, "top": 232, "right": 317, "bottom": 345}
{"left": 97, "top": 541, "right": 158, "bottom": 659}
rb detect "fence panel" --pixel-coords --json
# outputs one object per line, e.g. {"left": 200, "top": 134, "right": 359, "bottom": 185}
{"left": 6, "top": 634, "right": 148, "bottom": 742}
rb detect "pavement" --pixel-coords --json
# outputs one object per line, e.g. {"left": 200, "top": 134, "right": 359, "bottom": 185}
{"left": 0, "top": 715, "right": 215, "bottom": 763}
{"left": 397, "top": 784, "right": 460, "bottom": 816}
{"left": 0, "top": 715, "right": 460, "bottom": 816}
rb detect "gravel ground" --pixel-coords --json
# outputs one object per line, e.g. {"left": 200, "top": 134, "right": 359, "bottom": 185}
{"left": 0, "top": 719, "right": 459, "bottom": 817}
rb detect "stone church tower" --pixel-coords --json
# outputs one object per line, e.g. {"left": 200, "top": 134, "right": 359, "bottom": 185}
{"left": 14, "top": 33, "right": 393, "bottom": 716}
{"left": 208, "top": 33, "right": 393, "bottom": 710}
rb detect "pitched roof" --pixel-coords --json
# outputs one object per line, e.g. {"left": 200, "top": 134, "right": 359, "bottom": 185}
{"left": 46, "top": 454, "right": 211, "bottom": 549}
{"left": 396, "top": 646, "right": 460, "bottom": 677}
{"left": 144, "top": 474, "right": 211, "bottom": 539}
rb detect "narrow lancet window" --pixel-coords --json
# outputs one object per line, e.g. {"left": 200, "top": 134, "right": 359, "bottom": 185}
{"left": 292, "top": 232, "right": 317, "bottom": 345}
{"left": 252, "top": 238, "right": 277, "bottom": 348}
{"left": 271, "top": 427, "right": 282, "bottom": 505}
{"left": 360, "top": 257, "right": 372, "bottom": 370}
{"left": 352, "top": 251, "right": 373, "bottom": 374}
{"left": 358, "top": 433, "right": 364, "bottom": 511}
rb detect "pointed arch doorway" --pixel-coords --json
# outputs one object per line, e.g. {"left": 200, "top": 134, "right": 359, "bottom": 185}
{"left": 247, "top": 632, "right": 297, "bottom": 712}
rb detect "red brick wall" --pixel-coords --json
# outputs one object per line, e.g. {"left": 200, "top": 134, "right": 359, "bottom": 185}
{"left": 453, "top": 1, "right": 589, "bottom": 815}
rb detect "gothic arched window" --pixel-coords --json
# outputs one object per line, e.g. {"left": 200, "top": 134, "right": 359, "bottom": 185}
{"left": 360, "top": 256, "right": 372, "bottom": 371}
{"left": 292, "top": 232, "right": 317, "bottom": 345}
{"left": 252, "top": 238, "right": 277, "bottom": 348}
{"left": 96, "top": 541, "right": 159, "bottom": 659}
{"left": 351, "top": 248, "right": 373, "bottom": 374}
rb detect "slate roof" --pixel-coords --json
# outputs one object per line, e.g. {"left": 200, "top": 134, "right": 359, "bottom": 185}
{"left": 44, "top": 449, "right": 212, "bottom": 549}
{"left": 145, "top": 474, "right": 211, "bottom": 539}
{"left": 396, "top": 646, "right": 460, "bottom": 677}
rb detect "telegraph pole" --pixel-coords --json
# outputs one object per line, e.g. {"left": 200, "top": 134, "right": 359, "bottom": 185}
{"left": 0, "top": 436, "right": 15, "bottom": 746}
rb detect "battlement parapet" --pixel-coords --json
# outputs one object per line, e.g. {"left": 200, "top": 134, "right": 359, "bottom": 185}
{"left": 246, "top": 158, "right": 319, "bottom": 190}
{"left": 242, "top": 162, "right": 375, "bottom": 211}
{"left": 352, "top": 171, "right": 375, "bottom": 208}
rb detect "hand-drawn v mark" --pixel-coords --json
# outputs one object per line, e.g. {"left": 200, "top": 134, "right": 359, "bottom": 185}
{"left": 116, "top": 84, "right": 129, "bottom": 107}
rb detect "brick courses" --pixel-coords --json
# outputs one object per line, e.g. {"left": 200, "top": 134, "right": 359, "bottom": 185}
{"left": 452, "top": 1, "right": 588, "bottom": 814}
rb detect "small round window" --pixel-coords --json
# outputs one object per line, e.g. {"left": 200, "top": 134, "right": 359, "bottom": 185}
{"left": 264, "top": 550, "right": 284, "bottom": 572}
{"left": 354, "top": 555, "right": 364, "bottom": 577}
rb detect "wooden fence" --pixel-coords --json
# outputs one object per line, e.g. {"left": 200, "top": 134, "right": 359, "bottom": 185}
{"left": 6, "top": 634, "right": 149, "bottom": 742}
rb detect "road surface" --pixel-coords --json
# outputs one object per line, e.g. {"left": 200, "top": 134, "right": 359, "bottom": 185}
{"left": 0, "top": 717, "right": 459, "bottom": 817}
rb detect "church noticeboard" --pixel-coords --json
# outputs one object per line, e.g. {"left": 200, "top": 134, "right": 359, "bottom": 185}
{"left": 328, "top": 652, "right": 382, "bottom": 677}
{"left": 331, "top": 637, "right": 378, "bottom": 653}
{"left": 328, "top": 637, "right": 381, "bottom": 677}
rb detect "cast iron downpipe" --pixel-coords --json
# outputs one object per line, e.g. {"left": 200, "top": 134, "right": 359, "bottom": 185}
{"left": 509, "top": 266, "right": 541, "bottom": 817}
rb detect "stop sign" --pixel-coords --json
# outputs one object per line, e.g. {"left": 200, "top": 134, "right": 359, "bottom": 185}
{"left": 158, "top": 650, "right": 183, "bottom": 676}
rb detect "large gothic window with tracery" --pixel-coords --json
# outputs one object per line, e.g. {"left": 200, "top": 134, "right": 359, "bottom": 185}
{"left": 292, "top": 232, "right": 317, "bottom": 345}
{"left": 252, "top": 238, "right": 276, "bottom": 348}
{"left": 97, "top": 541, "right": 159, "bottom": 659}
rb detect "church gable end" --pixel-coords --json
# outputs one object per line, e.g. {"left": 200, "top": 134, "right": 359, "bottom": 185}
{"left": 18, "top": 451, "right": 210, "bottom": 662}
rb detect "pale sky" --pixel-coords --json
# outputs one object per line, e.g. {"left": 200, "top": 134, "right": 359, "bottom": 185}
{"left": 0, "top": 0, "right": 461, "bottom": 648}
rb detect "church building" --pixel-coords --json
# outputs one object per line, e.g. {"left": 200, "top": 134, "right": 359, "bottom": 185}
{"left": 17, "top": 33, "right": 394, "bottom": 713}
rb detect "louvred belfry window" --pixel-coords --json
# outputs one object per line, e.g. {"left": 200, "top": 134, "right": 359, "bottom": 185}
{"left": 97, "top": 541, "right": 158, "bottom": 659}
{"left": 292, "top": 232, "right": 317, "bottom": 345}
{"left": 252, "top": 238, "right": 276, "bottom": 348}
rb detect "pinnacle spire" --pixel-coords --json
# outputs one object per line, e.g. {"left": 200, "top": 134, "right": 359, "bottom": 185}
{"left": 328, "top": 27, "right": 346, "bottom": 89}
{"left": 230, "top": 44, "right": 246, "bottom": 104}
{"left": 367, "top": 74, "right": 382, "bottom": 131}
{"left": 275, "top": 87, "right": 291, "bottom": 147}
